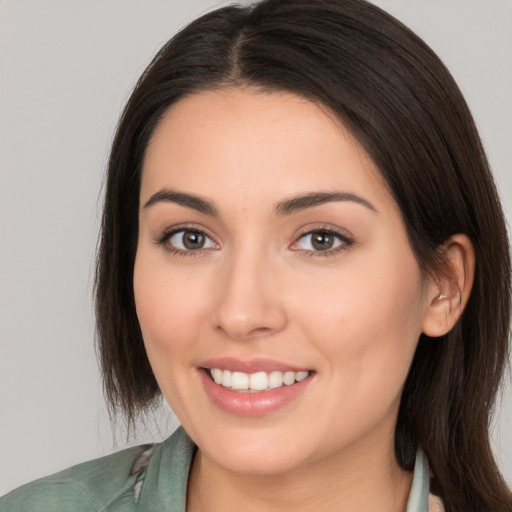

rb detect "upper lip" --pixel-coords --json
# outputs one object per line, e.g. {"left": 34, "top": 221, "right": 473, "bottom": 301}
{"left": 199, "top": 357, "right": 311, "bottom": 374}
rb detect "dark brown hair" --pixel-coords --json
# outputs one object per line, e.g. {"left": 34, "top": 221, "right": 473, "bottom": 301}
{"left": 95, "top": 0, "right": 512, "bottom": 509}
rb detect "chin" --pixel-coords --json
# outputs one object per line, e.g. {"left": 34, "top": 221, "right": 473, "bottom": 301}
{"left": 208, "top": 445, "right": 305, "bottom": 477}
{"left": 190, "top": 423, "right": 313, "bottom": 476}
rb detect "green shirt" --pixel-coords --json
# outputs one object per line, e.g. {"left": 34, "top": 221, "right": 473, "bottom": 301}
{"left": 0, "top": 427, "right": 442, "bottom": 511}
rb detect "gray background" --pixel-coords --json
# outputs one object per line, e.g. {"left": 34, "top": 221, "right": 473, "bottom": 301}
{"left": 1, "top": 0, "right": 511, "bottom": 495}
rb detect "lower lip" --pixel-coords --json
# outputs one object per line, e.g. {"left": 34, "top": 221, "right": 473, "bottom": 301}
{"left": 199, "top": 369, "right": 314, "bottom": 417}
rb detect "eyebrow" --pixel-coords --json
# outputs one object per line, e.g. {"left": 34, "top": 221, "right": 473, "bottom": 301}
{"left": 143, "top": 189, "right": 219, "bottom": 216}
{"left": 143, "top": 189, "right": 377, "bottom": 216}
{"left": 275, "top": 192, "right": 377, "bottom": 215}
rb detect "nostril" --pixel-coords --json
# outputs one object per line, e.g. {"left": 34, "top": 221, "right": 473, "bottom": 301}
{"left": 214, "top": 322, "right": 277, "bottom": 342}
{"left": 211, "top": 267, "right": 288, "bottom": 340}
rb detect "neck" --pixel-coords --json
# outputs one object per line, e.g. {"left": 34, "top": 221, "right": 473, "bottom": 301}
{"left": 186, "top": 436, "right": 413, "bottom": 512}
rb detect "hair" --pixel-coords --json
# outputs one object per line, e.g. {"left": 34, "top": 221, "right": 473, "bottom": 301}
{"left": 95, "top": 0, "right": 512, "bottom": 510}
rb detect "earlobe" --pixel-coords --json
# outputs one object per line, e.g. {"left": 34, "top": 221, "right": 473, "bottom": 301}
{"left": 422, "top": 234, "right": 475, "bottom": 338}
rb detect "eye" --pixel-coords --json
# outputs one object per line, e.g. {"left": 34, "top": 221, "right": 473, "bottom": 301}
{"left": 159, "top": 228, "right": 218, "bottom": 254}
{"left": 291, "top": 228, "right": 353, "bottom": 255}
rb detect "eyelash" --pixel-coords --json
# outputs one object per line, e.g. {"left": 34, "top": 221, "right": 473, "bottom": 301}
{"left": 155, "top": 224, "right": 217, "bottom": 258}
{"left": 154, "top": 225, "right": 354, "bottom": 258}
{"left": 292, "top": 227, "right": 354, "bottom": 258}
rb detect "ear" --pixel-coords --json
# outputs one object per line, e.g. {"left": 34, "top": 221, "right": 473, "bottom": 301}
{"left": 422, "top": 234, "right": 475, "bottom": 338}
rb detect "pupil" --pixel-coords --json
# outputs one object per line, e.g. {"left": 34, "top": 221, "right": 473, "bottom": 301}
{"left": 183, "top": 231, "right": 204, "bottom": 250}
{"left": 312, "top": 233, "right": 333, "bottom": 251}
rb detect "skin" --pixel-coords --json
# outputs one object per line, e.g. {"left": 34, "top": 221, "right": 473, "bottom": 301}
{"left": 134, "top": 88, "right": 470, "bottom": 511}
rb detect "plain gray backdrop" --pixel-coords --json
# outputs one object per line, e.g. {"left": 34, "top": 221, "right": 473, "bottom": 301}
{"left": 1, "top": 0, "right": 511, "bottom": 495}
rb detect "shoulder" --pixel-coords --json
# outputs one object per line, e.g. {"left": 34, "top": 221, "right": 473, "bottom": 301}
{"left": 0, "top": 427, "right": 195, "bottom": 512}
{"left": 0, "top": 479, "right": 97, "bottom": 511}
{"left": 0, "top": 442, "right": 158, "bottom": 512}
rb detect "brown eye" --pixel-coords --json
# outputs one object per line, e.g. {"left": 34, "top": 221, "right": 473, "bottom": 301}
{"left": 168, "top": 229, "right": 217, "bottom": 251}
{"left": 311, "top": 232, "right": 336, "bottom": 251}
{"left": 182, "top": 231, "right": 205, "bottom": 250}
{"left": 293, "top": 229, "right": 352, "bottom": 254}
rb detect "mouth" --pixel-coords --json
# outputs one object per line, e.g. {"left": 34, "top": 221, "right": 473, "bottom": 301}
{"left": 198, "top": 357, "right": 315, "bottom": 415}
{"left": 205, "top": 368, "right": 311, "bottom": 393}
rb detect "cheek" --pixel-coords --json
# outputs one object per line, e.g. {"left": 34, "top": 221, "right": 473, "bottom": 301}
{"left": 290, "top": 255, "right": 424, "bottom": 446}
{"left": 133, "top": 250, "right": 216, "bottom": 419}
{"left": 297, "top": 249, "right": 424, "bottom": 386}
{"left": 133, "top": 252, "right": 208, "bottom": 358}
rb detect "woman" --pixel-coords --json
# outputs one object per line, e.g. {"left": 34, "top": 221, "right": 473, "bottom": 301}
{"left": 1, "top": 0, "right": 510, "bottom": 510}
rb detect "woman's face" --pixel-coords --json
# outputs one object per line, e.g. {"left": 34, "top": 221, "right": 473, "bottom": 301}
{"left": 134, "top": 88, "right": 433, "bottom": 476}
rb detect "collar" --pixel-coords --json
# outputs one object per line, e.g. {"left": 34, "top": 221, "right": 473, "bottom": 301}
{"left": 406, "top": 450, "right": 430, "bottom": 511}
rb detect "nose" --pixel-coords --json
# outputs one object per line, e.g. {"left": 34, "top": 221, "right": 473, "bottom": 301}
{"left": 211, "top": 250, "right": 287, "bottom": 341}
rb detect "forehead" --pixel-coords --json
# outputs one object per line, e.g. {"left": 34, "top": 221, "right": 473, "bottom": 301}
{"left": 140, "top": 88, "right": 392, "bottom": 213}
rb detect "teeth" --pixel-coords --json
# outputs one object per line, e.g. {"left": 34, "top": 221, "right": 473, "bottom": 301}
{"left": 211, "top": 368, "right": 223, "bottom": 384}
{"left": 208, "top": 368, "right": 310, "bottom": 392}
{"left": 268, "top": 371, "right": 283, "bottom": 389}
{"left": 296, "top": 371, "right": 309, "bottom": 382}
{"left": 249, "top": 372, "right": 268, "bottom": 391}
{"left": 283, "top": 371, "right": 295, "bottom": 385}
{"left": 222, "top": 370, "right": 232, "bottom": 388}
{"left": 231, "top": 371, "right": 249, "bottom": 390}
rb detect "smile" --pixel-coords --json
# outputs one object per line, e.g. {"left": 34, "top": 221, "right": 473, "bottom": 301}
{"left": 198, "top": 360, "right": 315, "bottom": 416}
{"left": 208, "top": 368, "right": 310, "bottom": 392}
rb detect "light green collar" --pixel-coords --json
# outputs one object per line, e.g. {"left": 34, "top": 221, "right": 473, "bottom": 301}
{"left": 406, "top": 450, "right": 430, "bottom": 511}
